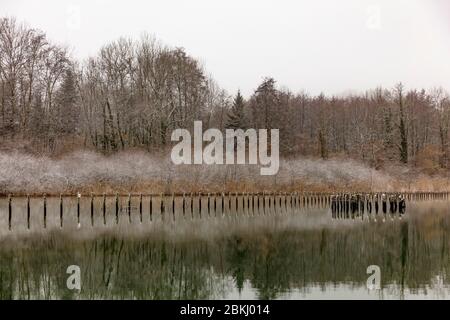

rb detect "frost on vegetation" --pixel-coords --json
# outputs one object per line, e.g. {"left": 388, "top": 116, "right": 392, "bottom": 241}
{"left": 0, "top": 151, "right": 394, "bottom": 193}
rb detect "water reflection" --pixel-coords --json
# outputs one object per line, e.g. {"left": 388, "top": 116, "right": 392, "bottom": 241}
{"left": 0, "top": 201, "right": 448, "bottom": 299}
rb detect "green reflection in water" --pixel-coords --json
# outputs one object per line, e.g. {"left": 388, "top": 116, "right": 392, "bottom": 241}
{"left": 0, "top": 203, "right": 449, "bottom": 300}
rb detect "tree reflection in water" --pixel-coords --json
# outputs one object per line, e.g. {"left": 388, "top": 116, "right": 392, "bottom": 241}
{"left": 0, "top": 203, "right": 448, "bottom": 299}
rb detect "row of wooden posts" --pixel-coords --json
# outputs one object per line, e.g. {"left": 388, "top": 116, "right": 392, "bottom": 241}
{"left": 5, "top": 192, "right": 324, "bottom": 230}
{"left": 331, "top": 193, "right": 406, "bottom": 219}
{"left": 3, "top": 191, "right": 450, "bottom": 230}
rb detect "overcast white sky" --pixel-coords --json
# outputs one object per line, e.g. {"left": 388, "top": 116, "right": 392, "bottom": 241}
{"left": 1, "top": 0, "right": 450, "bottom": 97}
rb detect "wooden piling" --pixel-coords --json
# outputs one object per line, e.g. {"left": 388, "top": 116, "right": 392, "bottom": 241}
{"left": 227, "top": 192, "right": 231, "bottom": 216}
{"left": 172, "top": 193, "right": 175, "bottom": 221}
{"left": 199, "top": 192, "right": 202, "bottom": 218}
{"left": 235, "top": 192, "right": 239, "bottom": 216}
{"left": 128, "top": 194, "right": 132, "bottom": 223}
{"left": 103, "top": 194, "right": 106, "bottom": 225}
{"left": 90, "top": 194, "right": 94, "bottom": 227}
{"left": 284, "top": 192, "right": 288, "bottom": 214}
{"left": 8, "top": 195, "right": 12, "bottom": 231}
{"left": 207, "top": 193, "right": 211, "bottom": 217}
{"left": 190, "top": 193, "right": 194, "bottom": 219}
{"left": 160, "top": 193, "right": 165, "bottom": 221}
{"left": 139, "top": 194, "right": 143, "bottom": 223}
{"left": 60, "top": 194, "right": 64, "bottom": 228}
{"left": 43, "top": 194, "right": 47, "bottom": 229}
{"left": 221, "top": 192, "right": 225, "bottom": 217}
{"left": 149, "top": 195, "right": 153, "bottom": 221}
{"left": 278, "top": 192, "right": 282, "bottom": 214}
{"left": 182, "top": 193, "right": 186, "bottom": 218}
{"left": 27, "top": 195, "right": 30, "bottom": 230}
{"left": 115, "top": 193, "right": 119, "bottom": 224}
{"left": 77, "top": 193, "right": 81, "bottom": 225}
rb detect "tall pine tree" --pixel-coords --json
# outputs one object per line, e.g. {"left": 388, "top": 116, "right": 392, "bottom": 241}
{"left": 226, "top": 90, "right": 246, "bottom": 130}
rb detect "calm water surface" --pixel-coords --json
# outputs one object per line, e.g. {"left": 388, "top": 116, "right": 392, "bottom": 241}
{"left": 0, "top": 198, "right": 448, "bottom": 299}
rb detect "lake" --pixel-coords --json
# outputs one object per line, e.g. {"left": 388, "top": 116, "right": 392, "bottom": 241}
{"left": 0, "top": 195, "right": 448, "bottom": 299}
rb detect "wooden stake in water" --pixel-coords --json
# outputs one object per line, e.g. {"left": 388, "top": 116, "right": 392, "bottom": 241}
{"left": 221, "top": 192, "right": 225, "bottom": 217}
{"left": 207, "top": 193, "right": 211, "bottom": 217}
{"left": 27, "top": 194, "right": 30, "bottom": 230}
{"left": 160, "top": 193, "right": 165, "bottom": 221}
{"left": 149, "top": 195, "right": 153, "bottom": 221}
{"left": 278, "top": 192, "right": 282, "bottom": 214}
{"left": 127, "top": 194, "right": 131, "bottom": 224}
{"left": 43, "top": 194, "right": 47, "bottom": 229}
{"left": 198, "top": 192, "right": 202, "bottom": 218}
{"left": 90, "top": 194, "right": 94, "bottom": 227}
{"left": 103, "top": 194, "right": 106, "bottom": 225}
{"left": 257, "top": 193, "right": 261, "bottom": 215}
{"left": 266, "top": 192, "right": 271, "bottom": 215}
{"left": 190, "top": 192, "right": 194, "bottom": 219}
{"left": 172, "top": 193, "right": 175, "bottom": 221}
{"left": 8, "top": 194, "right": 12, "bottom": 231}
{"left": 182, "top": 193, "right": 186, "bottom": 218}
{"left": 139, "top": 194, "right": 143, "bottom": 223}
{"left": 235, "top": 192, "right": 239, "bottom": 216}
{"left": 60, "top": 194, "right": 63, "bottom": 228}
{"left": 228, "top": 192, "right": 232, "bottom": 216}
{"left": 77, "top": 193, "right": 81, "bottom": 226}
{"left": 262, "top": 191, "right": 266, "bottom": 215}
{"left": 115, "top": 193, "right": 119, "bottom": 224}
{"left": 284, "top": 192, "right": 288, "bottom": 214}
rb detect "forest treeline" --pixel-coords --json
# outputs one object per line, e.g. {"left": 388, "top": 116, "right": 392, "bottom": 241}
{"left": 1, "top": 17, "right": 449, "bottom": 173}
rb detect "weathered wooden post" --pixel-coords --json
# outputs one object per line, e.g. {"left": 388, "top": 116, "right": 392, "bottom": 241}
{"left": 294, "top": 192, "right": 298, "bottom": 211}
{"left": 115, "top": 193, "right": 119, "bottom": 224}
{"left": 27, "top": 194, "right": 31, "bottom": 230}
{"left": 198, "top": 192, "right": 202, "bottom": 218}
{"left": 160, "top": 193, "right": 165, "bottom": 222}
{"left": 221, "top": 192, "right": 225, "bottom": 217}
{"left": 284, "top": 192, "right": 288, "bottom": 214}
{"left": 8, "top": 194, "right": 12, "bottom": 231}
{"left": 262, "top": 191, "right": 266, "bottom": 215}
{"left": 182, "top": 193, "right": 186, "bottom": 218}
{"left": 43, "top": 194, "right": 47, "bottom": 229}
{"left": 241, "top": 192, "right": 245, "bottom": 216}
{"left": 149, "top": 195, "right": 153, "bottom": 221}
{"left": 127, "top": 194, "right": 132, "bottom": 224}
{"left": 172, "top": 193, "right": 176, "bottom": 222}
{"left": 103, "top": 194, "right": 106, "bottom": 225}
{"left": 90, "top": 194, "right": 94, "bottom": 227}
{"left": 77, "top": 193, "right": 81, "bottom": 226}
{"left": 190, "top": 192, "right": 194, "bottom": 219}
{"left": 235, "top": 192, "right": 239, "bottom": 216}
{"left": 290, "top": 192, "right": 294, "bottom": 213}
{"left": 207, "top": 193, "right": 211, "bottom": 217}
{"left": 278, "top": 192, "right": 282, "bottom": 215}
{"left": 247, "top": 192, "right": 251, "bottom": 216}
{"left": 60, "top": 194, "right": 64, "bottom": 228}
{"left": 139, "top": 194, "right": 143, "bottom": 223}
{"left": 228, "top": 192, "right": 232, "bottom": 216}
{"left": 330, "top": 194, "right": 334, "bottom": 219}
